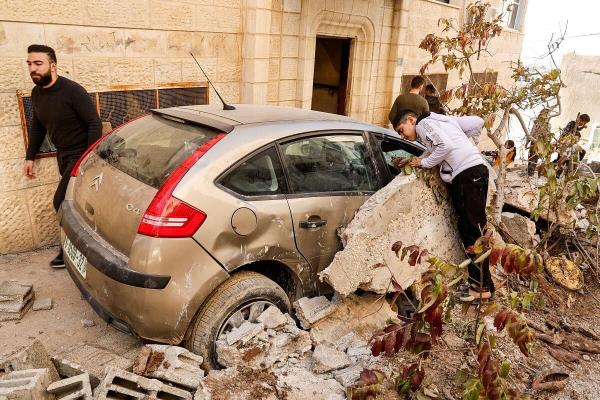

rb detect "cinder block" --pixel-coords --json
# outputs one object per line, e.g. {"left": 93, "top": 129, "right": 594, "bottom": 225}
{"left": 46, "top": 373, "right": 92, "bottom": 400}
{"left": 0, "top": 369, "right": 51, "bottom": 400}
{"left": 0, "top": 340, "right": 60, "bottom": 382}
{"left": 95, "top": 367, "right": 192, "bottom": 400}
{"left": 0, "top": 281, "right": 32, "bottom": 302}
{"left": 132, "top": 345, "right": 204, "bottom": 390}
{"left": 52, "top": 344, "right": 135, "bottom": 389}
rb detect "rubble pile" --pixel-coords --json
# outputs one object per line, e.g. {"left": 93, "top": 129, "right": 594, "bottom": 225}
{"left": 0, "top": 294, "right": 395, "bottom": 400}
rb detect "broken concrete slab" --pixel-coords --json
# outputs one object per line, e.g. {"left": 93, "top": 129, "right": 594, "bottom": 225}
{"left": 333, "top": 364, "right": 363, "bottom": 388}
{"left": 0, "top": 291, "right": 33, "bottom": 313}
{"left": 274, "top": 365, "right": 345, "bottom": 400}
{"left": 257, "top": 306, "right": 287, "bottom": 330}
{"left": 52, "top": 344, "right": 135, "bottom": 388}
{"left": 132, "top": 345, "right": 204, "bottom": 390}
{"left": 312, "top": 345, "right": 351, "bottom": 374}
{"left": 32, "top": 298, "right": 52, "bottom": 311}
{"left": 293, "top": 296, "right": 338, "bottom": 329}
{"left": 309, "top": 294, "right": 395, "bottom": 349}
{"left": 226, "top": 321, "right": 264, "bottom": 345}
{"left": 95, "top": 366, "right": 192, "bottom": 400}
{"left": 0, "top": 340, "right": 60, "bottom": 382}
{"left": 46, "top": 373, "right": 92, "bottom": 400}
{"left": 0, "top": 369, "right": 51, "bottom": 400}
{"left": 501, "top": 212, "right": 537, "bottom": 248}
{"left": 320, "top": 174, "right": 464, "bottom": 296}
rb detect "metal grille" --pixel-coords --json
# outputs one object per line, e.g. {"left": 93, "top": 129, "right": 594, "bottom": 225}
{"left": 18, "top": 84, "right": 209, "bottom": 157}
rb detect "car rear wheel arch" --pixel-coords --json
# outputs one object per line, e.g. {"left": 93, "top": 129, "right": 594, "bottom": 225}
{"left": 234, "top": 260, "right": 304, "bottom": 302}
{"left": 185, "top": 270, "right": 292, "bottom": 370}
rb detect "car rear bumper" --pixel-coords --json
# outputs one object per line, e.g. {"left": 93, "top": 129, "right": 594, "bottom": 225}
{"left": 58, "top": 199, "right": 230, "bottom": 343}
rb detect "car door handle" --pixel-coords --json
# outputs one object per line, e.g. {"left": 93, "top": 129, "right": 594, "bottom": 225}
{"left": 299, "top": 219, "right": 327, "bottom": 229}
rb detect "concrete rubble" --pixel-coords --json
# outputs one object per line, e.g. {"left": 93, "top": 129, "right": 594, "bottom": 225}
{"left": 132, "top": 345, "right": 204, "bottom": 389}
{"left": 0, "top": 340, "right": 60, "bottom": 382}
{"left": 94, "top": 366, "right": 192, "bottom": 400}
{"left": 293, "top": 296, "right": 338, "bottom": 329}
{"left": 0, "top": 369, "right": 52, "bottom": 400}
{"left": 46, "top": 373, "right": 92, "bottom": 400}
{"left": 319, "top": 174, "right": 465, "bottom": 296}
{"left": 0, "top": 281, "right": 34, "bottom": 322}
{"left": 500, "top": 211, "right": 538, "bottom": 248}
{"left": 312, "top": 345, "right": 351, "bottom": 374}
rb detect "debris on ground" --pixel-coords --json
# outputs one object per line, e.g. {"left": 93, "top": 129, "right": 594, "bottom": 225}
{"left": 293, "top": 296, "right": 338, "bottom": 329}
{"left": 0, "top": 281, "right": 34, "bottom": 322}
{"left": 320, "top": 174, "right": 464, "bottom": 296}
{"left": 32, "top": 298, "right": 53, "bottom": 311}
{"left": 532, "top": 368, "right": 570, "bottom": 392}
{"left": 132, "top": 345, "right": 204, "bottom": 389}
{"left": 0, "top": 340, "right": 60, "bottom": 382}
{"left": 0, "top": 369, "right": 52, "bottom": 399}
{"left": 46, "top": 373, "right": 92, "bottom": 400}
{"left": 80, "top": 319, "right": 95, "bottom": 328}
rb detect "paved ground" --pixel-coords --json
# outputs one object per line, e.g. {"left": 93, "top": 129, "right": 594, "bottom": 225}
{"left": 0, "top": 246, "right": 141, "bottom": 358}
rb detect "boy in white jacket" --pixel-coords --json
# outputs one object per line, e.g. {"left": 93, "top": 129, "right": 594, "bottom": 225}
{"left": 396, "top": 111, "right": 493, "bottom": 301}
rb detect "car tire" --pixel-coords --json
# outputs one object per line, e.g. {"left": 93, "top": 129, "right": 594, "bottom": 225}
{"left": 186, "top": 271, "right": 291, "bottom": 370}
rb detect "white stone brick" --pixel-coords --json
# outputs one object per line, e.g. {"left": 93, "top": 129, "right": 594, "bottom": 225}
{"left": 123, "top": 30, "right": 166, "bottom": 57}
{"left": 83, "top": 0, "right": 150, "bottom": 28}
{"left": 45, "top": 25, "right": 126, "bottom": 57}
{"left": 0, "top": 191, "right": 35, "bottom": 254}
{"left": 283, "top": 0, "right": 301, "bottom": 13}
{"left": 281, "top": 35, "right": 299, "bottom": 57}
{"left": 278, "top": 80, "right": 296, "bottom": 101}
{"left": 150, "top": 0, "right": 195, "bottom": 30}
{"left": 109, "top": 58, "right": 154, "bottom": 86}
{"left": 270, "top": 11, "right": 282, "bottom": 34}
{"left": 154, "top": 60, "right": 183, "bottom": 84}
{"left": 0, "top": 0, "right": 85, "bottom": 24}
{"left": 0, "top": 59, "right": 26, "bottom": 92}
{"left": 0, "top": 93, "right": 20, "bottom": 127}
{"left": 279, "top": 58, "right": 298, "bottom": 80}
{"left": 196, "top": 5, "right": 242, "bottom": 33}
{"left": 25, "top": 184, "right": 59, "bottom": 248}
{"left": 0, "top": 22, "right": 45, "bottom": 57}
{"left": 0, "top": 126, "right": 26, "bottom": 161}
{"left": 217, "top": 62, "right": 242, "bottom": 83}
{"left": 73, "top": 58, "right": 111, "bottom": 91}
{"left": 282, "top": 12, "right": 300, "bottom": 35}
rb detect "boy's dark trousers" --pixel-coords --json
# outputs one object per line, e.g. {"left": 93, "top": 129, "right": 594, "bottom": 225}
{"left": 53, "top": 152, "right": 82, "bottom": 212}
{"left": 449, "top": 164, "right": 495, "bottom": 293}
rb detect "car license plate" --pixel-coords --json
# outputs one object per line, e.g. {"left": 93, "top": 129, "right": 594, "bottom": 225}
{"left": 63, "top": 237, "right": 87, "bottom": 279}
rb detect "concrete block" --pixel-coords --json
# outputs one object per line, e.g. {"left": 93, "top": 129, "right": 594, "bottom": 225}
{"left": 0, "top": 369, "right": 51, "bottom": 400}
{"left": 46, "top": 373, "right": 92, "bottom": 400}
{"left": 32, "top": 299, "right": 53, "bottom": 311}
{"left": 274, "top": 366, "right": 345, "bottom": 400}
{"left": 0, "top": 298, "right": 33, "bottom": 321}
{"left": 501, "top": 212, "right": 537, "bottom": 248}
{"left": 257, "top": 306, "right": 287, "bottom": 330}
{"left": 293, "top": 296, "right": 337, "bottom": 329}
{"left": 0, "top": 340, "right": 60, "bottom": 383}
{"left": 312, "top": 345, "right": 351, "bottom": 374}
{"left": 95, "top": 366, "right": 192, "bottom": 400}
{"left": 52, "top": 344, "right": 135, "bottom": 389}
{"left": 132, "top": 345, "right": 204, "bottom": 390}
{"left": 226, "top": 321, "right": 264, "bottom": 345}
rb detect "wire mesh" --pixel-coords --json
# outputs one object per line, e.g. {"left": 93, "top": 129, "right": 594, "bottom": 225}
{"left": 19, "top": 85, "right": 208, "bottom": 155}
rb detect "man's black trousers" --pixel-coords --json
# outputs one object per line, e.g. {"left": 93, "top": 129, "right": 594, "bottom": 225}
{"left": 449, "top": 164, "right": 495, "bottom": 293}
{"left": 53, "top": 153, "right": 82, "bottom": 212}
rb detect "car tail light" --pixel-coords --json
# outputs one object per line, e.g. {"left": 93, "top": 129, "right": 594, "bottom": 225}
{"left": 70, "top": 114, "right": 150, "bottom": 177}
{"left": 137, "top": 133, "right": 225, "bottom": 238}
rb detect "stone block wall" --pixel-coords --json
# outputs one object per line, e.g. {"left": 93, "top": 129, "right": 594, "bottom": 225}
{"left": 0, "top": 0, "right": 525, "bottom": 254}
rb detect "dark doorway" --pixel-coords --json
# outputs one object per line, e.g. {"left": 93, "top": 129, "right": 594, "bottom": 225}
{"left": 311, "top": 37, "right": 351, "bottom": 115}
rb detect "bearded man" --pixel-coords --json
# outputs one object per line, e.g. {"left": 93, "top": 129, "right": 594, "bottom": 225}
{"left": 24, "top": 44, "right": 101, "bottom": 268}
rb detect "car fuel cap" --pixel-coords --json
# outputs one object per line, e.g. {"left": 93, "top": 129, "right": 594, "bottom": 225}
{"left": 231, "top": 207, "right": 257, "bottom": 236}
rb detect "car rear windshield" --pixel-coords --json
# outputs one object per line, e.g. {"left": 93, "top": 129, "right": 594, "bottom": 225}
{"left": 95, "top": 114, "right": 221, "bottom": 188}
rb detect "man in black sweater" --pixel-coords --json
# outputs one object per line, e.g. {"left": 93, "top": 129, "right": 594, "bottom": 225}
{"left": 24, "top": 44, "right": 101, "bottom": 268}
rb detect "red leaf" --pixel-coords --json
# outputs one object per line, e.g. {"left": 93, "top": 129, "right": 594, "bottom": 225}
{"left": 371, "top": 263, "right": 386, "bottom": 269}
{"left": 384, "top": 331, "right": 396, "bottom": 356}
{"left": 391, "top": 241, "right": 403, "bottom": 256}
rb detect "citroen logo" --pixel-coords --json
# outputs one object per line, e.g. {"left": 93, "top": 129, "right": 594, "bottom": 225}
{"left": 90, "top": 173, "right": 103, "bottom": 192}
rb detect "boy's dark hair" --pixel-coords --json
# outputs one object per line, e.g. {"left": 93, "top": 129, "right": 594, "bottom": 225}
{"left": 580, "top": 114, "right": 590, "bottom": 123}
{"left": 27, "top": 44, "right": 57, "bottom": 64}
{"left": 506, "top": 140, "right": 515, "bottom": 148}
{"left": 410, "top": 76, "right": 425, "bottom": 89}
{"left": 424, "top": 84, "right": 436, "bottom": 94}
{"left": 398, "top": 110, "right": 418, "bottom": 125}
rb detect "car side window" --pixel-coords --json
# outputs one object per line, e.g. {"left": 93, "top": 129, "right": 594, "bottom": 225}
{"left": 281, "top": 134, "right": 378, "bottom": 194}
{"left": 220, "top": 147, "right": 284, "bottom": 196}
{"left": 377, "top": 135, "right": 423, "bottom": 177}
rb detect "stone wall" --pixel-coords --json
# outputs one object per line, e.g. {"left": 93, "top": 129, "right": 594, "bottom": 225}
{"left": 0, "top": 0, "right": 525, "bottom": 254}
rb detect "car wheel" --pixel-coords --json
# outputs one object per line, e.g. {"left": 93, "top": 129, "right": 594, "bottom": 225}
{"left": 186, "top": 271, "right": 291, "bottom": 370}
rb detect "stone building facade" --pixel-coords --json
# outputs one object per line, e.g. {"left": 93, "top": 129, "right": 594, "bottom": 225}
{"left": 0, "top": 0, "right": 526, "bottom": 254}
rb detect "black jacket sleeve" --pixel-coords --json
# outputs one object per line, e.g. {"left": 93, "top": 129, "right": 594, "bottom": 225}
{"left": 25, "top": 108, "right": 46, "bottom": 160}
{"left": 72, "top": 86, "right": 101, "bottom": 147}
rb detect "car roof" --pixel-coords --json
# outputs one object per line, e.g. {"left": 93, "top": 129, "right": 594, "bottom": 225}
{"left": 176, "top": 104, "right": 358, "bottom": 125}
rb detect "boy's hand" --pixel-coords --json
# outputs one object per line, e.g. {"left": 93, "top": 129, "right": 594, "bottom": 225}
{"left": 392, "top": 157, "right": 409, "bottom": 169}
{"left": 409, "top": 157, "right": 422, "bottom": 167}
{"left": 23, "top": 160, "right": 35, "bottom": 179}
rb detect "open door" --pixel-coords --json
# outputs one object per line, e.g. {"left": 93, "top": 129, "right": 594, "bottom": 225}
{"left": 311, "top": 37, "right": 351, "bottom": 115}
